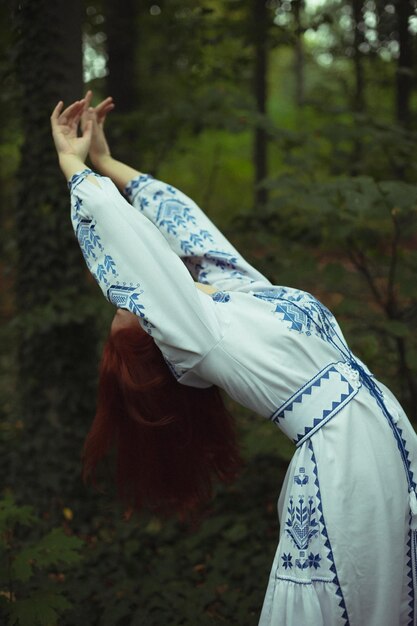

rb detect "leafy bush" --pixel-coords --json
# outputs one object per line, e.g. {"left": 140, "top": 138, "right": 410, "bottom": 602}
{"left": 237, "top": 172, "right": 417, "bottom": 416}
{"left": 0, "top": 494, "right": 83, "bottom": 626}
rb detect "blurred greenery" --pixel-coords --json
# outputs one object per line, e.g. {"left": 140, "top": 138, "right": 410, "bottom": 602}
{"left": 1, "top": 0, "right": 417, "bottom": 623}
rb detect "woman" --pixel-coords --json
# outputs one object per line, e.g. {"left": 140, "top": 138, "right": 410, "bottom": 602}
{"left": 50, "top": 95, "right": 417, "bottom": 626}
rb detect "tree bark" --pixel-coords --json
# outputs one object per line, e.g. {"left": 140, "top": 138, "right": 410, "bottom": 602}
{"left": 350, "top": 0, "right": 365, "bottom": 175}
{"left": 396, "top": 0, "right": 413, "bottom": 126}
{"left": 351, "top": 0, "right": 365, "bottom": 114}
{"left": 104, "top": 0, "right": 138, "bottom": 113}
{"left": 11, "top": 0, "right": 97, "bottom": 505}
{"left": 104, "top": 0, "right": 140, "bottom": 163}
{"left": 252, "top": 0, "right": 269, "bottom": 209}
{"left": 293, "top": 0, "right": 305, "bottom": 108}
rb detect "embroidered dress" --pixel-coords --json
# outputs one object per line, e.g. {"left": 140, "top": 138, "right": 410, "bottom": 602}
{"left": 69, "top": 169, "right": 417, "bottom": 626}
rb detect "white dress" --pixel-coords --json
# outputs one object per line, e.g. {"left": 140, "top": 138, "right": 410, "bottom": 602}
{"left": 69, "top": 168, "right": 417, "bottom": 626}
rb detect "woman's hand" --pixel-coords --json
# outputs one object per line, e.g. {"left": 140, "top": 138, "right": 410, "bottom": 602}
{"left": 82, "top": 90, "right": 115, "bottom": 167}
{"left": 79, "top": 90, "right": 142, "bottom": 191}
{"left": 50, "top": 99, "right": 93, "bottom": 162}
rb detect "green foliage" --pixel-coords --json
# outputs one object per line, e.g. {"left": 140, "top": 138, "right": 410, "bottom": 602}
{"left": 60, "top": 439, "right": 287, "bottom": 626}
{"left": 236, "top": 171, "right": 417, "bottom": 415}
{"left": 0, "top": 495, "right": 38, "bottom": 535}
{"left": 11, "top": 528, "right": 83, "bottom": 583}
{"left": 0, "top": 494, "right": 83, "bottom": 626}
{"left": 85, "top": 0, "right": 264, "bottom": 174}
{"left": 7, "top": 592, "right": 71, "bottom": 626}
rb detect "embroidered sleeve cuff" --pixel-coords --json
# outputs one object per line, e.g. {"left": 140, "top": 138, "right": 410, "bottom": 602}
{"left": 68, "top": 169, "right": 101, "bottom": 193}
{"left": 124, "top": 174, "right": 154, "bottom": 203}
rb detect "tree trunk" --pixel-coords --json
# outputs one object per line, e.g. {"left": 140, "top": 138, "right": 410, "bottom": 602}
{"left": 350, "top": 0, "right": 365, "bottom": 175}
{"left": 396, "top": 0, "right": 413, "bottom": 126}
{"left": 104, "top": 0, "right": 140, "bottom": 163}
{"left": 252, "top": 0, "right": 269, "bottom": 209}
{"left": 105, "top": 0, "right": 139, "bottom": 113}
{"left": 11, "top": 0, "right": 97, "bottom": 508}
{"left": 293, "top": 0, "right": 305, "bottom": 108}
{"left": 351, "top": 0, "right": 365, "bottom": 114}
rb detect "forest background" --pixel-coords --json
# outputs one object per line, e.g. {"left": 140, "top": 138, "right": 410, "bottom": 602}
{"left": 1, "top": 0, "right": 417, "bottom": 624}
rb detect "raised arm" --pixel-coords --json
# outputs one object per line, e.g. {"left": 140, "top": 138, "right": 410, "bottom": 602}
{"left": 82, "top": 92, "right": 142, "bottom": 191}
{"left": 69, "top": 171, "right": 224, "bottom": 370}
{"left": 51, "top": 100, "right": 225, "bottom": 379}
{"left": 85, "top": 92, "right": 271, "bottom": 293}
{"left": 124, "top": 174, "right": 272, "bottom": 292}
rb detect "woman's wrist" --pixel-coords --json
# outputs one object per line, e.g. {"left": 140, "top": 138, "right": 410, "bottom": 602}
{"left": 88, "top": 154, "right": 142, "bottom": 192}
{"left": 90, "top": 153, "right": 113, "bottom": 173}
{"left": 58, "top": 153, "right": 88, "bottom": 182}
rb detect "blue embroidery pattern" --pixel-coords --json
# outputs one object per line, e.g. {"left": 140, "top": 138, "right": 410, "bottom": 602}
{"left": 295, "top": 551, "right": 322, "bottom": 570}
{"left": 76, "top": 218, "right": 101, "bottom": 259}
{"left": 408, "top": 530, "right": 417, "bottom": 625}
{"left": 129, "top": 180, "right": 238, "bottom": 282}
{"left": 271, "top": 363, "right": 360, "bottom": 446}
{"left": 107, "top": 284, "right": 154, "bottom": 334}
{"left": 156, "top": 198, "right": 197, "bottom": 235}
{"left": 73, "top": 212, "right": 118, "bottom": 286}
{"left": 308, "top": 553, "right": 322, "bottom": 570}
{"left": 70, "top": 184, "right": 119, "bottom": 290}
{"left": 285, "top": 496, "right": 319, "bottom": 550}
{"left": 211, "top": 291, "right": 231, "bottom": 303}
{"left": 280, "top": 466, "right": 322, "bottom": 575}
{"left": 73, "top": 195, "right": 83, "bottom": 213}
{"left": 254, "top": 287, "right": 337, "bottom": 344}
{"left": 389, "top": 420, "right": 417, "bottom": 625}
{"left": 281, "top": 553, "right": 293, "bottom": 570}
{"left": 204, "top": 250, "right": 239, "bottom": 270}
{"left": 68, "top": 168, "right": 96, "bottom": 192}
{"left": 200, "top": 229, "right": 214, "bottom": 241}
{"left": 339, "top": 358, "right": 417, "bottom": 622}
{"left": 276, "top": 455, "right": 346, "bottom": 617}
{"left": 180, "top": 238, "right": 197, "bottom": 255}
{"left": 107, "top": 284, "right": 145, "bottom": 316}
{"left": 124, "top": 174, "right": 155, "bottom": 202}
{"left": 309, "top": 439, "right": 349, "bottom": 624}
{"left": 294, "top": 467, "right": 309, "bottom": 486}
{"left": 191, "top": 262, "right": 250, "bottom": 286}
{"left": 197, "top": 269, "right": 210, "bottom": 285}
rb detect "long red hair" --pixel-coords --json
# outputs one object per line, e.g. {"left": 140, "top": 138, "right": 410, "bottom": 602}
{"left": 82, "top": 325, "right": 242, "bottom": 517}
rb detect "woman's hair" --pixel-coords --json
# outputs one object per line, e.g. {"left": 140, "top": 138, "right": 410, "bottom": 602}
{"left": 82, "top": 324, "right": 242, "bottom": 518}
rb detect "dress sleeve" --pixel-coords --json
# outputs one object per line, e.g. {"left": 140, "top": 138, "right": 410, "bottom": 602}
{"left": 69, "top": 169, "right": 225, "bottom": 381}
{"left": 124, "top": 174, "right": 272, "bottom": 292}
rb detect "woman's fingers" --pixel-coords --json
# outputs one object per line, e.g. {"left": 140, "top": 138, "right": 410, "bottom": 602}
{"left": 95, "top": 97, "right": 115, "bottom": 124}
{"left": 60, "top": 100, "right": 86, "bottom": 133}
{"left": 83, "top": 90, "right": 93, "bottom": 109}
{"left": 52, "top": 98, "right": 93, "bottom": 125}
{"left": 95, "top": 96, "right": 113, "bottom": 111}
{"left": 50, "top": 100, "right": 64, "bottom": 123}
{"left": 72, "top": 100, "right": 86, "bottom": 125}
{"left": 51, "top": 95, "right": 113, "bottom": 147}
{"left": 60, "top": 99, "right": 82, "bottom": 120}
{"left": 98, "top": 104, "right": 115, "bottom": 126}
{"left": 87, "top": 108, "right": 101, "bottom": 137}
{"left": 82, "top": 116, "right": 93, "bottom": 141}
{"left": 50, "top": 97, "right": 93, "bottom": 159}
{"left": 81, "top": 91, "right": 95, "bottom": 131}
